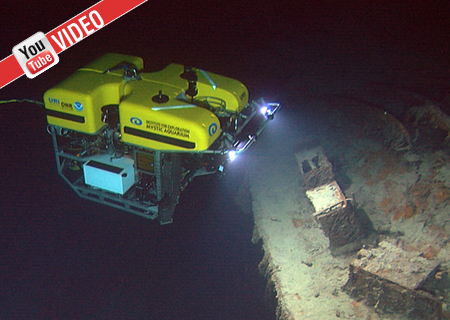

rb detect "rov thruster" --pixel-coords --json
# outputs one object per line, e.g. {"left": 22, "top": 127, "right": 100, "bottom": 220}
{"left": 43, "top": 53, "right": 280, "bottom": 224}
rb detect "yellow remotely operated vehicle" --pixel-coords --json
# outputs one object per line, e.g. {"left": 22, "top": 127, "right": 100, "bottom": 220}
{"left": 43, "top": 53, "right": 280, "bottom": 224}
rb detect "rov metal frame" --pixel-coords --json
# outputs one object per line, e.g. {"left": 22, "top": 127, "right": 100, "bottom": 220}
{"left": 49, "top": 125, "right": 160, "bottom": 220}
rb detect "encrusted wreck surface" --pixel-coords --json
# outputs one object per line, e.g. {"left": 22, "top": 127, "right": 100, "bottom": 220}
{"left": 246, "top": 36, "right": 450, "bottom": 320}
{"left": 295, "top": 146, "right": 335, "bottom": 190}
{"left": 343, "top": 241, "right": 442, "bottom": 319}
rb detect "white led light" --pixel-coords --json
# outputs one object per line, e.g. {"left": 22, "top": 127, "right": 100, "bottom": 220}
{"left": 229, "top": 150, "right": 237, "bottom": 162}
{"left": 260, "top": 106, "right": 268, "bottom": 115}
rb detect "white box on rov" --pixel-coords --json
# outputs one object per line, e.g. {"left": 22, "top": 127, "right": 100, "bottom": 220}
{"left": 83, "top": 155, "right": 135, "bottom": 195}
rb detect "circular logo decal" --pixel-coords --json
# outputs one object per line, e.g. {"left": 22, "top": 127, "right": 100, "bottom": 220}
{"left": 130, "top": 117, "right": 142, "bottom": 125}
{"left": 208, "top": 123, "right": 218, "bottom": 136}
{"left": 74, "top": 101, "right": 83, "bottom": 111}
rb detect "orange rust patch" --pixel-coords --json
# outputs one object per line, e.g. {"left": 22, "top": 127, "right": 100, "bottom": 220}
{"left": 379, "top": 197, "right": 393, "bottom": 208}
{"left": 393, "top": 204, "right": 415, "bottom": 220}
{"left": 292, "top": 219, "right": 303, "bottom": 228}
{"left": 422, "top": 246, "right": 440, "bottom": 259}
{"left": 357, "top": 150, "right": 409, "bottom": 186}
{"left": 431, "top": 182, "right": 450, "bottom": 202}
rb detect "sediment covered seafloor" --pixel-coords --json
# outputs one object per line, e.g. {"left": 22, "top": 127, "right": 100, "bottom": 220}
{"left": 247, "top": 106, "right": 450, "bottom": 320}
{"left": 243, "top": 39, "right": 450, "bottom": 320}
{"left": 246, "top": 107, "right": 363, "bottom": 320}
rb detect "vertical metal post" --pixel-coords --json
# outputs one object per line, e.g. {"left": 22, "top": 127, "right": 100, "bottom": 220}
{"left": 50, "top": 126, "right": 63, "bottom": 175}
{"left": 154, "top": 150, "right": 162, "bottom": 201}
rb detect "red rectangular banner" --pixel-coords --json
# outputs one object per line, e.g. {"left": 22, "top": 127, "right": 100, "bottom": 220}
{"left": 1, "top": 0, "right": 147, "bottom": 89}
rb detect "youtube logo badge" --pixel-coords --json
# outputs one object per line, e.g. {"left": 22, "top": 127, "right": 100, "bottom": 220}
{"left": 12, "top": 32, "right": 59, "bottom": 79}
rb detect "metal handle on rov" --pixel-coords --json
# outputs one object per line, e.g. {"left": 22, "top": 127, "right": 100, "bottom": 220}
{"left": 103, "top": 62, "right": 142, "bottom": 81}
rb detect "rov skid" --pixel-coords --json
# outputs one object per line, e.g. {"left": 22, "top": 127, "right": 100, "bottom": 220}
{"left": 44, "top": 53, "right": 280, "bottom": 224}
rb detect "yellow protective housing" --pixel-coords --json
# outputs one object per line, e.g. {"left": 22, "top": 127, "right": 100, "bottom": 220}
{"left": 44, "top": 53, "right": 143, "bottom": 134}
{"left": 43, "top": 53, "right": 250, "bottom": 151}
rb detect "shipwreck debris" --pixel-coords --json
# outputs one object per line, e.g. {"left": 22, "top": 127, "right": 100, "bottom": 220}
{"left": 408, "top": 100, "right": 450, "bottom": 144}
{"left": 296, "top": 146, "right": 370, "bottom": 255}
{"left": 313, "top": 93, "right": 413, "bottom": 152}
{"left": 343, "top": 240, "right": 443, "bottom": 319}
{"left": 296, "top": 146, "right": 335, "bottom": 190}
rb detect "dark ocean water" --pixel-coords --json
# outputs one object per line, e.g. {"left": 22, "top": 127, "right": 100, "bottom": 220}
{"left": 0, "top": 102, "right": 274, "bottom": 320}
{"left": 0, "top": 2, "right": 278, "bottom": 317}
{"left": 0, "top": 3, "right": 280, "bottom": 318}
